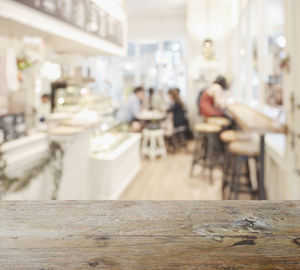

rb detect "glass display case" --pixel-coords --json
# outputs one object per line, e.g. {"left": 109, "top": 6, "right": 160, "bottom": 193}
{"left": 88, "top": 123, "right": 141, "bottom": 200}
{"left": 90, "top": 124, "right": 130, "bottom": 155}
{"left": 53, "top": 84, "right": 118, "bottom": 116}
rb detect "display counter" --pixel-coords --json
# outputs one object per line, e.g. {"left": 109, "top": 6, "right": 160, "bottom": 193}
{"left": 89, "top": 133, "right": 141, "bottom": 200}
{"left": 0, "top": 117, "right": 141, "bottom": 200}
{"left": 49, "top": 126, "right": 92, "bottom": 200}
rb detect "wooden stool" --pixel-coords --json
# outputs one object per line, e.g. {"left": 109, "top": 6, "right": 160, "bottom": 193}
{"left": 206, "top": 117, "right": 231, "bottom": 128}
{"left": 142, "top": 129, "right": 167, "bottom": 161}
{"left": 220, "top": 130, "right": 255, "bottom": 199}
{"left": 228, "top": 141, "right": 259, "bottom": 200}
{"left": 220, "top": 130, "right": 255, "bottom": 144}
{"left": 190, "top": 123, "right": 222, "bottom": 179}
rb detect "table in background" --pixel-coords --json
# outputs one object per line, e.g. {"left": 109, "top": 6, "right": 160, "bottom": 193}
{"left": 0, "top": 201, "right": 300, "bottom": 269}
{"left": 226, "top": 103, "right": 287, "bottom": 200}
{"left": 136, "top": 110, "right": 166, "bottom": 129}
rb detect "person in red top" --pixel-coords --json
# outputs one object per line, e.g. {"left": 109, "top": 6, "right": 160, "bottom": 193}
{"left": 199, "top": 75, "right": 229, "bottom": 117}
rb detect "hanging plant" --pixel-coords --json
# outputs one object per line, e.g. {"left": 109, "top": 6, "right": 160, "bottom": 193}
{"left": 0, "top": 141, "right": 64, "bottom": 200}
{"left": 17, "top": 57, "right": 37, "bottom": 71}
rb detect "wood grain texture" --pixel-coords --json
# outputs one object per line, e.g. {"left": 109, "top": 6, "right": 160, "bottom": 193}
{"left": 0, "top": 201, "right": 299, "bottom": 270}
{"left": 226, "top": 104, "right": 287, "bottom": 134}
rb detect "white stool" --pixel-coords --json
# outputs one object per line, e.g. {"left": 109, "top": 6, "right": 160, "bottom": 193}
{"left": 142, "top": 129, "right": 167, "bottom": 161}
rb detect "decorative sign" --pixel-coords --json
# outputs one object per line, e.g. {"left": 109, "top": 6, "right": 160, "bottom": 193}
{"left": 12, "top": 0, "right": 123, "bottom": 46}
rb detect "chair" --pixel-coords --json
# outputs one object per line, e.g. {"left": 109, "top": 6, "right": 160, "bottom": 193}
{"left": 206, "top": 117, "right": 231, "bottom": 128}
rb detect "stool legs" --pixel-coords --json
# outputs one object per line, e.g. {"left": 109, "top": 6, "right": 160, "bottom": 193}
{"left": 190, "top": 134, "right": 205, "bottom": 177}
{"left": 206, "top": 135, "right": 214, "bottom": 183}
{"left": 229, "top": 155, "right": 258, "bottom": 200}
{"left": 142, "top": 134, "right": 149, "bottom": 157}
{"left": 233, "top": 156, "right": 243, "bottom": 200}
{"left": 190, "top": 132, "right": 219, "bottom": 182}
{"left": 158, "top": 134, "right": 167, "bottom": 157}
{"left": 149, "top": 134, "right": 156, "bottom": 161}
{"left": 142, "top": 130, "right": 167, "bottom": 161}
{"left": 222, "top": 146, "right": 232, "bottom": 199}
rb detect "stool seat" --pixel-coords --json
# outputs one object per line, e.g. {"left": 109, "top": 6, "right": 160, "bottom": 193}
{"left": 143, "top": 129, "right": 164, "bottom": 136}
{"left": 229, "top": 141, "right": 259, "bottom": 157}
{"left": 207, "top": 117, "right": 231, "bottom": 127}
{"left": 220, "top": 130, "right": 255, "bottom": 144}
{"left": 194, "top": 123, "right": 221, "bottom": 133}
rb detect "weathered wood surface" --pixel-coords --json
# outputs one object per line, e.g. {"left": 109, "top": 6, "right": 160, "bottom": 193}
{"left": 226, "top": 104, "right": 287, "bottom": 134}
{"left": 0, "top": 201, "right": 300, "bottom": 270}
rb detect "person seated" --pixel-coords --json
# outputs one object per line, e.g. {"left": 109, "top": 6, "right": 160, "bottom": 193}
{"left": 198, "top": 75, "right": 229, "bottom": 118}
{"left": 118, "top": 86, "right": 145, "bottom": 131}
{"left": 167, "top": 89, "right": 187, "bottom": 129}
{"left": 164, "top": 89, "right": 189, "bottom": 151}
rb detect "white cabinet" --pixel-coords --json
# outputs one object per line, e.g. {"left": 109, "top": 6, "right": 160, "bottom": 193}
{"left": 88, "top": 134, "right": 141, "bottom": 199}
{"left": 265, "top": 134, "right": 287, "bottom": 199}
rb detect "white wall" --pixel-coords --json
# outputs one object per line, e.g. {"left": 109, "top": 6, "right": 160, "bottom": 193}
{"left": 128, "top": 10, "right": 186, "bottom": 41}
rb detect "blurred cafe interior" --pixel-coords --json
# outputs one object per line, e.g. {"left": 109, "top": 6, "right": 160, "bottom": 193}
{"left": 0, "top": 0, "right": 300, "bottom": 201}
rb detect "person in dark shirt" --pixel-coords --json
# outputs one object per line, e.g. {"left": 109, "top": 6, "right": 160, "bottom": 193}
{"left": 165, "top": 89, "right": 190, "bottom": 152}
{"left": 167, "top": 89, "right": 187, "bottom": 128}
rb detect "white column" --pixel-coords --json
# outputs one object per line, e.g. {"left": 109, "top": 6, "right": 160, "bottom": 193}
{"left": 257, "top": 0, "right": 268, "bottom": 105}
{"left": 283, "top": 0, "right": 300, "bottom": 199}
{"left": 245, "top": 1, "right": 253, "bottom": 102}
{"left": 231, "top": 0, "right": 242, "bottom": 100}
{"left": 134, "top": 41, "right": 141, "bottom": 86}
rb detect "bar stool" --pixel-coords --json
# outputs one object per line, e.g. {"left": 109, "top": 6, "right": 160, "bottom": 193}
{"left": 206, "top": 117, "right": 231, "bottom": 129}
{"left": 142, "top": 129, "right": 167, "bottom": 161}
{"left": 220, "top": 130, "right": 255, "bottom": 199}
{"left": 207, "top": 117, "right": 231, "bottom": 165}
{"left": 190, "top": 123, "right": 222, "bottom": 179}
{"left": 228, "top": 141, "right": 259, "bottom": 200}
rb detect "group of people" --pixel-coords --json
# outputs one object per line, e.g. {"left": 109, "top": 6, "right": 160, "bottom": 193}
{"left": 119, "top": 74, "right": 229, "bottom": 133}
{"left": 118, "top": 86, "right": 189, "bottom": 136}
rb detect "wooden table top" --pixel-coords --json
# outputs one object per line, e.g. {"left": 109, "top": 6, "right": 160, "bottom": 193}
{"left": 226, "top": 104, "right": 287, "bottom": 135}
{"left": 0, "top": 201, "right": 300, "bottom": 270}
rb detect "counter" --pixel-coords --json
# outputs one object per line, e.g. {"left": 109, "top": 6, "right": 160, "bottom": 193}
{"left": 89, "top": 133, "right": 141, "bottom": 199}
{"left": 0, "top": 201, "right": 299, "bottom": 269}
{"left": 1, "top": 124, "right": 141, "bottom": 200}
{"left": 226, "top": 103, "right": 287, "bottom": 199}
{"left": 265, "top": 134, "right": 288, "bottom": 199}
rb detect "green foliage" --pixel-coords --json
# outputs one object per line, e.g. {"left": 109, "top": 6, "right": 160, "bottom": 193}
{"left": 0, "top": 141, "right": 64, "bottom": 200}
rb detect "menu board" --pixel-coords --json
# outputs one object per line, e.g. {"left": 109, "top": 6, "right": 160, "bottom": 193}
{"left": 12, "top": 0, "right": 123, "bottom": 46}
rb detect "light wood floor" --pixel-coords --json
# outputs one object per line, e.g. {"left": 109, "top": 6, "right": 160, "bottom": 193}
{"left": 120, "top": 146, "right": 223, "bottom": 200}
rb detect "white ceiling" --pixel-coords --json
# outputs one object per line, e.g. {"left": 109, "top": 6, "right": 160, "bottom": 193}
{"left": 126, "top": 0, "right": 187, "bottom": 13}
{"left": 126, "top": 0, "right": 285, "bottom": 40}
